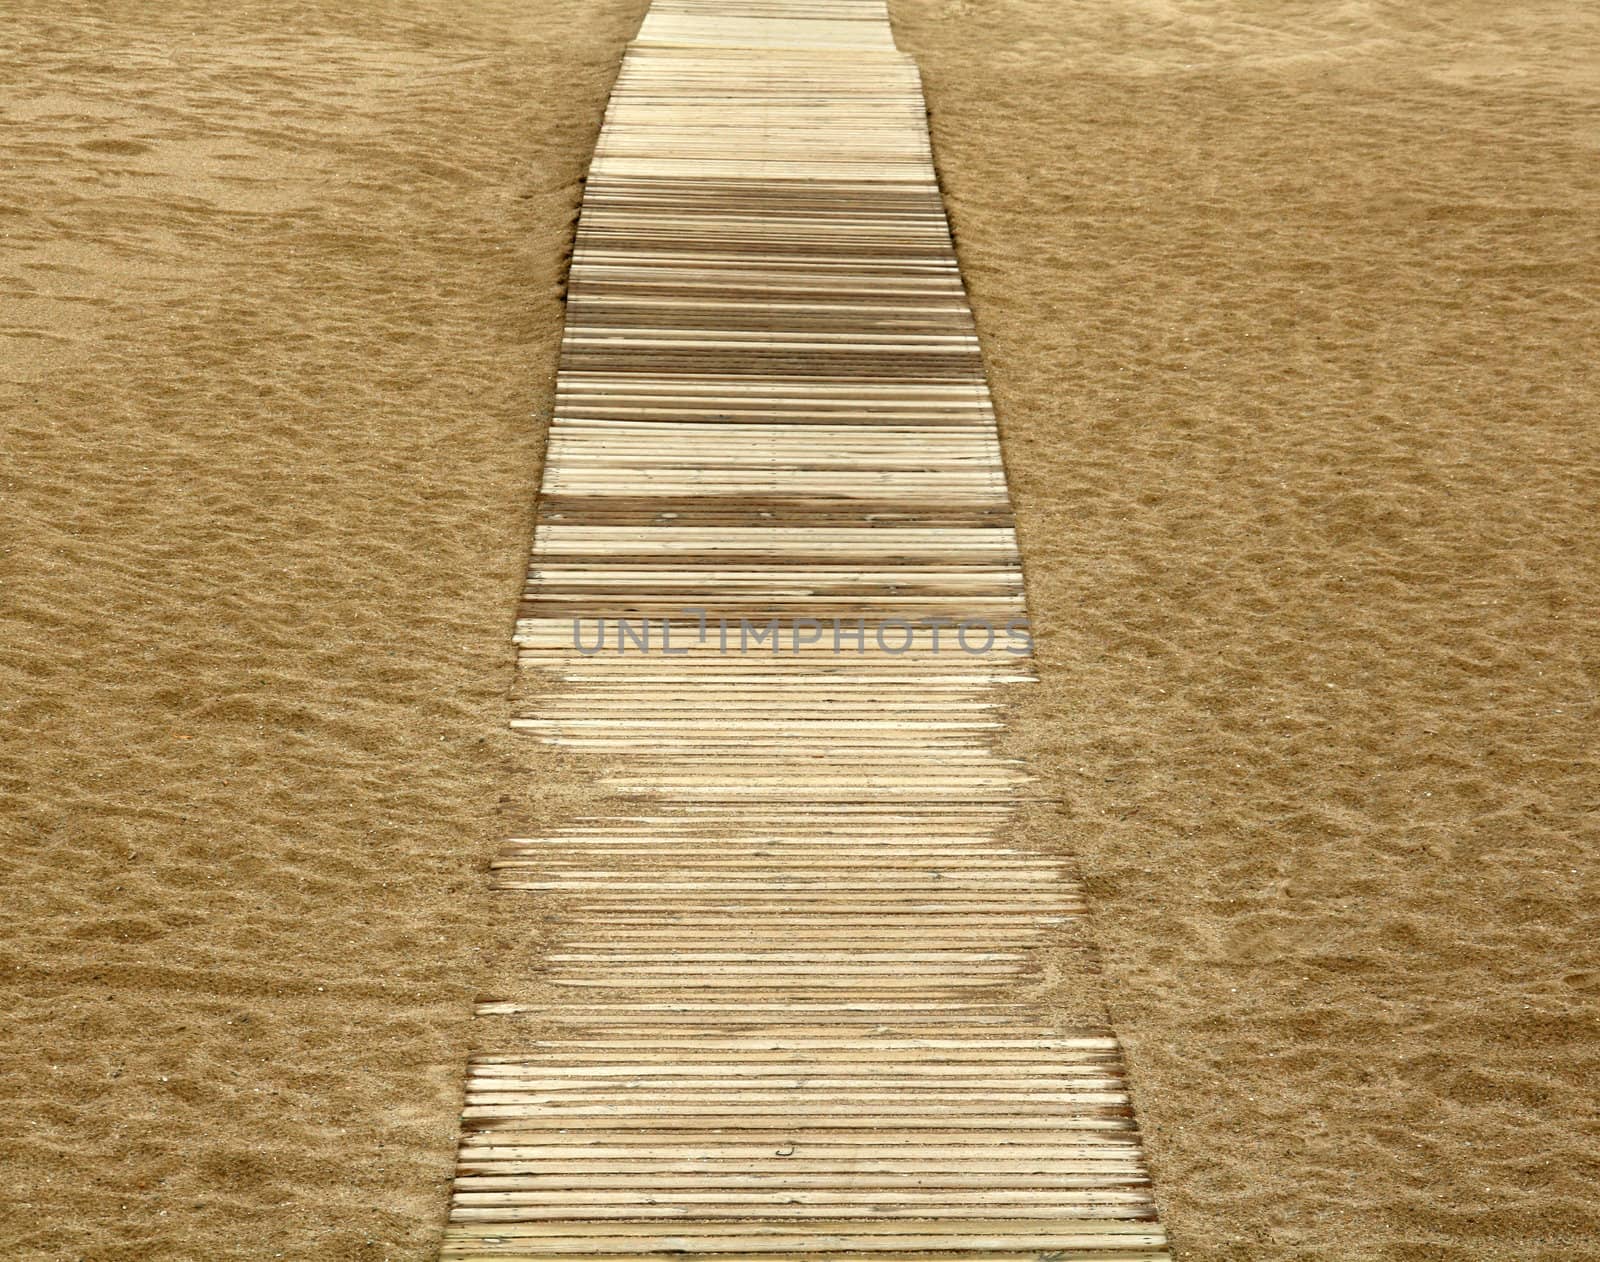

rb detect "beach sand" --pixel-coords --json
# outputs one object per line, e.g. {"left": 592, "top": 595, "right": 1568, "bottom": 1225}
{"left": 2, "top": 1, "right": 1597, "bottom": 1258}
{"left": 891, "top": 4, "right": 1600, "bottom": 1257}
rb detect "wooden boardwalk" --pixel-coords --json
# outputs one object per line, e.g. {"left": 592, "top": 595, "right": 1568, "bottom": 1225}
{"left": 443, "top": 2, "right": 1169, "bottom": 1257}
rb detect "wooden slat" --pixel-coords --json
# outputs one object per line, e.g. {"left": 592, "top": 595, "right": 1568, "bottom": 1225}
{"left": 440, "top": 1, "right": 1167, "bottom": 1258}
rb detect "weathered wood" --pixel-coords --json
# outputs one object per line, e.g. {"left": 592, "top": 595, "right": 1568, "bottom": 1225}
{"left": 439, "top": 1, "right": 1166, "bottom": 1257}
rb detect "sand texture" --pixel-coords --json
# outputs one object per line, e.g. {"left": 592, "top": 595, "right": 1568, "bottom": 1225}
{"left": 2, "top": 1, "right": 645, "bottom": 1257}
{"left": 3, "top": 1, "right": 1598, "bottom": 1259}
{"left": 889, "top": 2, "right": 1600, "bottom": 1258}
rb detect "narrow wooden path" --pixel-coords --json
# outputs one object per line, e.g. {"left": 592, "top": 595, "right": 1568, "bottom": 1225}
{"left": 443, "top": 2, "right": 1169, "bottom": 1257}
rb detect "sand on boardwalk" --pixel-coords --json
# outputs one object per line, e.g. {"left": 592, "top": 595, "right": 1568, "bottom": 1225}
{"left": 2, "top": 1, "right": 1597, "bottom": 1259}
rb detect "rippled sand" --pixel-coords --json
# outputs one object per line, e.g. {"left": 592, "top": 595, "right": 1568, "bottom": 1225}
{"left": 2, "top": 2, "right": 645, "bottom": 1257}
{"left": 3, "top": 1, "right": 1597, "bottom": 1259}
{"left": 894, "top": 2, "right": 1600, "bottom": 1258}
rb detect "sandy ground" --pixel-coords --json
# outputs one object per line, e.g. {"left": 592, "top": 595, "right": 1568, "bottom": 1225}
{"left": 2, "top": 2, "right": 645, "bottom": 1257}
{"left": 892, "top": 2, "right": 1600, "bottom": 1258}
{"left": 3, "top": 1, "right": 1597, "bottom": 1259}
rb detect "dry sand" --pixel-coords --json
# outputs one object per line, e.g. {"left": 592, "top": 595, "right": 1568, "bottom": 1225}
{"left": 890, "top": 4, "right": 1600, "bottom": 1258}
{"left": 3, "top": 1, "right": 1597, "bottom": 1259}
{"left": 3, "top": 2, "right": 646, "bottom": 1257}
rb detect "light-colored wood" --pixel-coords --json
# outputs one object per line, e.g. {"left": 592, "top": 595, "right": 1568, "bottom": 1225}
{"left": 440, "top": 1, "right": 1166, "bottom": 1257}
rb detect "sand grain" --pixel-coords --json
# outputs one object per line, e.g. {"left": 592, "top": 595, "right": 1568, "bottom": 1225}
{"left": 3, "top": 1, "right": 1598, "bottom": 1259}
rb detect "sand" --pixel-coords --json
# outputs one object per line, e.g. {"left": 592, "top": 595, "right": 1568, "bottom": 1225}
{"left": 889, "top": 3, "right": 1600, "bottom": 1257}
{"left": 2, "top": 1, "right": 1597, "bottom": 1259}
{"left": 3, "top": 2, "right": 646, "bottom": 1257}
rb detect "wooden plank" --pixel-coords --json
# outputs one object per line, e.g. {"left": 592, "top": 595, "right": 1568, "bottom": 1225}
{"left": 438, "top": 0, "right": 1166, "bottom": 1257}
